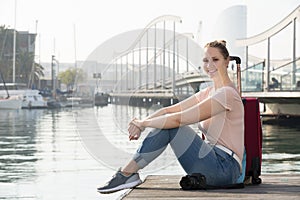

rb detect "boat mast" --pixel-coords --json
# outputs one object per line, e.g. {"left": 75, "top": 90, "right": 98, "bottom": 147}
{"left": 73, "top": 24, "right": 78, "bottom": 91}
{"left": 12, "top": 0, "right": 17, "bottom": 83}
{"left": 73, "top": 24, "right": 77, "bottom": 69}
{"left": 0, "top": 70, "right": 10, "bottom": 99}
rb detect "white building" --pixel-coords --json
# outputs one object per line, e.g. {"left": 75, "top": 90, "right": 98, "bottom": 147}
{"left": 212, "top": 5, "right": 247, "bottom": 65}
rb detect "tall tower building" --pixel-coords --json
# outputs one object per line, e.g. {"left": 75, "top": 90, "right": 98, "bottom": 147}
{"left": 212, "top": 5, "right": 247, "bottom": 64}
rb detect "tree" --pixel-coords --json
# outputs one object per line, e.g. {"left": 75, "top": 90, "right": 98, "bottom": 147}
{"left": 17, "top": 51, "right": 33, "bottom": 83}
{"left": 58, "top": 68, "right": 87, "bottom": 90}
{"left": 28, "top": 62, "right": 44, "bottom": 89}
{"left": 16, "top": 51, "right": 44, "bottom": 87}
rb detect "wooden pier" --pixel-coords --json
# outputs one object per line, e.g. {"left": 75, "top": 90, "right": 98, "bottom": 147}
{"left": 121, "top": 174, "right": 300, "bottom": 199}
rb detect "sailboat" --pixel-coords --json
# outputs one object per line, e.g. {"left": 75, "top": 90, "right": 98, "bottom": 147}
{"left": 0, "top": 71, "right": 22, "bottom": 110}
{"left": 0, "top": 95, "right": 22, "bottom": 110}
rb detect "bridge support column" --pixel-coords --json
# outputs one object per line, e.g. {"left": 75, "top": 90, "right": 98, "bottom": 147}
{"left": 265, "top": 37, "right": 271, "bottom": 92}
{"left": 292, "top": 18, "right": 297, "bottom": 85}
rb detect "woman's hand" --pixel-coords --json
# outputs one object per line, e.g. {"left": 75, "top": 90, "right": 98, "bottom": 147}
{"left": 128, "top": 118, "right": 145, "bottom": 140}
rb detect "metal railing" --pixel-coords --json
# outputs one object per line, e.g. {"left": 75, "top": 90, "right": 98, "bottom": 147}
{"left": 241, "top": 61, "right": 265, "bottom": 92}
{"left": 269, "top": 57, "right": 300, "bottom": 91}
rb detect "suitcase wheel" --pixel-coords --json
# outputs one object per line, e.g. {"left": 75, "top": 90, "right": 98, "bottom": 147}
{"left": 252, "top": 177, "right": 262, "bottom": 184}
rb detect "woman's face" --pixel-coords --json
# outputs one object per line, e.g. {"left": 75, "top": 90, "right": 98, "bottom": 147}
{"left": 202, "top": 47, "right": 229, "bottom": 78}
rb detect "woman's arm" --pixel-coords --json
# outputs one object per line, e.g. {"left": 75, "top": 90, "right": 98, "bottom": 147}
{"left": 143, "top": 95, "right": 198, "bottom": 120}
{"left": 143, "top": 88, "right": 209, "bottom": 120}
{"left": 136, "top": 97, "right": 227, "bottom": 129}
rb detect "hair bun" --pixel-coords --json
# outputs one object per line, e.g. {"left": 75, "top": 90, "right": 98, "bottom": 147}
{"left": 217, "top": 40, "right": 227, "bottom": 46}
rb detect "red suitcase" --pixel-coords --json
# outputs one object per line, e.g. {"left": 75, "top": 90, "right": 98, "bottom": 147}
{"left": 242, "top": 98, "right": 262, "bottom": 184}
{"left": 230, "top": 56, "right": 262, "bottom": 185}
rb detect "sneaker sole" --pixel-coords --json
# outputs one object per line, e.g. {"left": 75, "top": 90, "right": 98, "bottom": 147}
{"left": 97, "top": 179, "right": 142, "bottom": 194}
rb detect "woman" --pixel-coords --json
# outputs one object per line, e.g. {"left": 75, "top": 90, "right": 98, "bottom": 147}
{"left": 97, "top": 40, "right": 244, "bottom": 194}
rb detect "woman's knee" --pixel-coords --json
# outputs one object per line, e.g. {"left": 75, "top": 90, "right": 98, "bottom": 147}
{"left": 169, "top": 126, "right": 200, "bottom": 159}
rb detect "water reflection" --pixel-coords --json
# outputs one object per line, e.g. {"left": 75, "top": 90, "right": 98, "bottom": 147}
{"left": 0, "top": 110, "right": 41, "bottom": 182}
{"left": 76, "top": 104, "right": 178, "bottom": 173}
{"left": 262, "top": 117, "right": 300, "bottom": 174}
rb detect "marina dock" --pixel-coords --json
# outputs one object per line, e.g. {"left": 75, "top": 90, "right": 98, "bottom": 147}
{"left": 121, "top": 174, "right": 300, "bottom": 199}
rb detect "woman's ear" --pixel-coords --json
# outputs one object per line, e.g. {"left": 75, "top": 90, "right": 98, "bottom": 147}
{"left": 225, "top": 58, "right": 230, "bottom": 68}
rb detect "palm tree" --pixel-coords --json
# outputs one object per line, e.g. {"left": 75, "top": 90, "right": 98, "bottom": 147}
{"left": 16, "top": 51, "right": 33, "bottom": 83}
{"left": 28, "top": 62, "right": 44, "bottom": 89}
{"left": 16, "top": 51, "right": 44, "bottom": 87}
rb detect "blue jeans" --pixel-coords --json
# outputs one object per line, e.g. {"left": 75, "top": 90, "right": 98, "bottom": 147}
{"left": 133, "top": 126, "right": 240, "bottom": 186}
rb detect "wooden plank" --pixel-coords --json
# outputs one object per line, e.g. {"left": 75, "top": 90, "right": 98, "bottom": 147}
{"left": 121, "top": 174, "right": 300, "bottom": 200}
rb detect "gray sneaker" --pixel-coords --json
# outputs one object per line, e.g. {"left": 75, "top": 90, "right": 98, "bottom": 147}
{"left": 97, "top": 168, "right": 142, "bottom": 194}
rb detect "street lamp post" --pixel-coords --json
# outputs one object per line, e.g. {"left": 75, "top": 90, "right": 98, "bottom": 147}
{"left": 51, "top": 55, "right": 59, "bottom": 97}
{"left": 51, "top": 55, "right": 55, "bottom": 93}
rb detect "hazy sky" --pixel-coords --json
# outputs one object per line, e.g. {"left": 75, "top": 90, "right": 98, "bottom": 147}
{"left": 0, "top": 0, "right": 299, "bottom": 63}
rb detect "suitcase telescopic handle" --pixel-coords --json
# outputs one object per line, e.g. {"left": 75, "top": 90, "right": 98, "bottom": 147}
{"left": 230, "top": 56, "right": 242, "bottom": 96}
{"left": 230, "top": 56, "right": 241, "bottom": 64}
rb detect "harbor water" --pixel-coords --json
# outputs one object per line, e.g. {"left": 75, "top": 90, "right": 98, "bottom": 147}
{"left": 0, "top": 105, "right": 299, "bottom": 200}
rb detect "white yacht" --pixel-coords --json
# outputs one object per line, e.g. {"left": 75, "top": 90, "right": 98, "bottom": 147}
{"left": 0, "top": 95, "right": 22, "bottom": 110}
{"left": 0, "top": 83, "right": 47, "bottom": 109}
